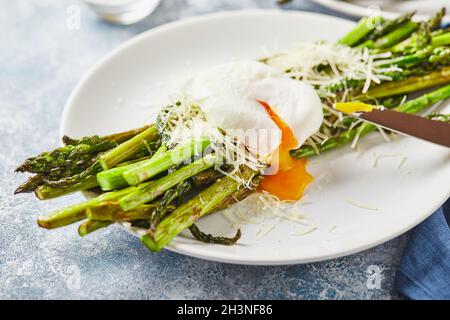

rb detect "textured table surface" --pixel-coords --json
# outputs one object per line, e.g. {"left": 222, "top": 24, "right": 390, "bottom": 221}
{"left": 0, "top": 0, "right": 409, "bottom": 299}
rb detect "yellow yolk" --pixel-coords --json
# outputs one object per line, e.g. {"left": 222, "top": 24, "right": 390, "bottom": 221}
{"left": 257, "top": 100, "right": 313, "bottom": 201}
{"left": 334, "top": 102, "right": 376, "bottom": 114}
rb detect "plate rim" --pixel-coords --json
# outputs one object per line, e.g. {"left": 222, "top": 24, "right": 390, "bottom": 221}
{"left": 61, "top": 9, "right": 450, "bottom": 265}
{"left": 311, "top": 0, "right": 450, "bottom": 22}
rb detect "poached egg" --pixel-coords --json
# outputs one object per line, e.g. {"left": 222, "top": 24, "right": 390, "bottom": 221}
{"left": 181, "top": 61, "right": 323, "bottom": 200}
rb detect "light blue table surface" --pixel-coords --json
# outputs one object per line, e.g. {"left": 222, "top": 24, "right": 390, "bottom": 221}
{"left": 0, "top": 0, "right": 409, "bottom": 299}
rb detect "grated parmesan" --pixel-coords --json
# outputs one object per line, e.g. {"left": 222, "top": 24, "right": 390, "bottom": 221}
{"left": 265, "top": 42, "right": 401, "bottom": 96}
{"left": 158, "top": 99, "right": 266, "bottom": 187}
{"left": 220, "top": 191, "right": 316, "bottom": 241}
{"left": 256, "top": 224, "right": 276, "bottom": 240}
{"left": 346, "top": 199, "right": 379, "bottom": 211}
{"left": 372, "top": 153, "right": 407, "bottom": 169}
{"left": 292, "top": 225, "right": 317, "bottom": 236}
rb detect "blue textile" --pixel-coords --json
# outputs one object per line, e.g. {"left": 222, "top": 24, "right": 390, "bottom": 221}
{"left": 395, "top": 199, "right": 450, "bottom": 300}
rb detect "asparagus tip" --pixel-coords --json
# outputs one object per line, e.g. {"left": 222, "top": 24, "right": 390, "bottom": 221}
{"left": 61, "top": 135, "right": 71, "bottom": 145}
{"left": 189, "top": 224, "right": 242, "bottom": 245}
{"left": 14, "top": 166, "right": 24, "bottom": 173}
{"left": 14, "top": 186, "right": 26, "bottom": 195}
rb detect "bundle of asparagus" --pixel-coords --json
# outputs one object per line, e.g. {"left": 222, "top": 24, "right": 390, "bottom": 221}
{"left": 291, "top": 9, "right": 450, "bottom": 158}
{"left": 15, "top": 10, "right": 450, "bottom": 252}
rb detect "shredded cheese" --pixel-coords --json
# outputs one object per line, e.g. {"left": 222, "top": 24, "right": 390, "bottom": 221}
{"left": 372, "top": 153, "right": 406, "bottom": 168}
{"left": 159, "top": 99, "right": 266, "bottom": 187}
{"left": 292, "top": 225, "right": 317, "bottom": 236}
{"left": 220, "top": 191, "right": 315, "bottom": 240}
{"left": 265, "top": 42, "right": 401, "bottom": 96}
{"left": 256, "top": 224, "right": 276, "bottom": 240}
{"left": 328, "top": 225, "right": 338, "bottom": 233}
{"left": 376, "top": 127, "right": 391, "bottom": 142}
{"left": 397, "top": 157, "right": 407, "bottom": 169}
{"left": 346, "top": 199, "right": 379, "bottom": 211}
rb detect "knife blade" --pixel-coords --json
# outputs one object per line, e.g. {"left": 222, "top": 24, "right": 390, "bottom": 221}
{"left": 353, "top": 109, "right": 450, "bottom": 147}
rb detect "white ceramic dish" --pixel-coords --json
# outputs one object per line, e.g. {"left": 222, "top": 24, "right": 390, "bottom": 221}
{"left": 61, "top": 10, "right": 450, "bottom": 265}
{"left": 312, "top": 0, "right": 450, "bottom": 22}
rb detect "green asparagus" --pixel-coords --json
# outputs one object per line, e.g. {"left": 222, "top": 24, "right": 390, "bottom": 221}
{"left": 141, "top": 166, "right": 258, "bottom": 252}
{"left": 338, "top": 15, "right": 383, "bottom": 47}
{"left": 14, "top": 8, "right": 450, "bottom": 252}
{"left": 98, "top": 126, "right": 159, "bottom": 170}
{"left": 78, "top": 220, "right": 112, "bottom": 237}
{"left": 120, "top": 153, "right": 217, "bottom": 211}
{"left": 122, "top": 138, "right": 211, "bottom": 186}
{"left": 37, "top": 182, "right": 153, "bottom": 229}
{"left": 86, "top": 202, "right": 160, "bottom": 221}
{"left": 292, "top": 83, "right": 450, "bottom": 158}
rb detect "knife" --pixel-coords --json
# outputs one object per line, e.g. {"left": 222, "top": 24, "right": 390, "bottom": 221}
{"left": 351, "top": 109, "right": 450, "bottom": 148}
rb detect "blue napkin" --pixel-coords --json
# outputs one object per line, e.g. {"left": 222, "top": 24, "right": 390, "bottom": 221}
{"left": 395, "top": 199, "right": 450, "bottom": 300}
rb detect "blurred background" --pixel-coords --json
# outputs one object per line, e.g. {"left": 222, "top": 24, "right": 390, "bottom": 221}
{"left": 1, "top": 0, "right": 447, "bottom": 300}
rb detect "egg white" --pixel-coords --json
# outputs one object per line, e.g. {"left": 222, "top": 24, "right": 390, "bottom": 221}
{"left": 181, "top": 61, "right": 323, "bottom": 157}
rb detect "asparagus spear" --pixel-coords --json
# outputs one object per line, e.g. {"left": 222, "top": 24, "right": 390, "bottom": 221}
{"left": 149, "top": 180, "right": 191, "bottom": 229}
{"left": 189, "top": 225, "right": 241, "bottom": 246}
{"left": 112, "top": 169, "right": 225, "bottom": 230}
{"left": 37, "top": 182, "right": 153, "bottom": 229}
{"left": 415, "top": 22, "right": 432, "bottom": 49}
{"left": 387, "top": 8, "right": 446, "bottom": 53}
{"left": 86, "top": 202, "right": 160, "bottom": 221}
{"left": 78, "top": 220, "right": 112, "bottom": 237}
{"left": 96, "top": 145, "right": 166, "bottom": 191}
{"left": 359, "top": 66, "right": 450, "bottom": 99}
{"left": 292, "top": 83, "right": 450, "bottom": 158}
{"left": 147, "top": 167, "right": 229, "bottom": 229}
{"left": 144, "top": 175, "right": 251, "bottom": 244}
{"left": 373, "top": 21, "right": 418, "bottom": 49}
{"left": 35, "top": 174, "right": 100, "bottom": 200}
{"left": 62, "top": 125, "right": 151, "bottom": 145}
{"left": 122, "top": 138, "right": 211, "bottom": 186}
{"left": 18, "top": 125, "right": 151, "bottom": 176}
{"left": 98, "top": 139, "right": 207, "bottom": 190}
{"left": 427, "top": 7, "right": 446, "bottom": 31}
{"left": 191, "top": 168, "right": 224, "bottom": 187}
{"left": 98, "top": 126, "right": 159, "bottom": 170}
{"left": 15, "top": 142, "right": 107, "bottom": 176}
{"left": 360, "top": 8, "right": 445, "bottom": 52}
{"left": 15, "top": 175, "right": 45, "bottom": 194}
{"left": 141, "top": 166, "right": 258, "bottom": 252}
{"left": 338, "top": 15, "right": 383, "bottom": 47}
{"left": 363, "top": 12, "right": 415, "bottom": 42}
{"left": 29, "top": 129, "right": 160, "bottom": 198}
{"left": 119, "top": 153, "right": 217, "bottom": 211}
{"left": 404, "top": 7, "right": 445, "bottom": 48}
{"left": 432, "top": 33, "right": 450, "bottom": 47}
{"left": 328, "top": 64, "right": 450, "bottom": 104}
{"left": 37, "top": 166, "right": 225, "bottom": 229}
{"left": 377, "top": 47, "right": 433, "bottom": 68}
{"left": 391, "top": 31, "right": 450, "bottom": 53}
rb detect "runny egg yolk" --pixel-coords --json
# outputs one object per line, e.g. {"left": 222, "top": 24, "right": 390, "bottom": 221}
{"left": 256, "top": 100, "right": 313, "bottom": 201}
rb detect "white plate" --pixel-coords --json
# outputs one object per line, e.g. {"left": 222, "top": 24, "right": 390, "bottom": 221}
{"left": 61, "top": 10, "right": 450, "bottom": 265}
{"left": 312, "top": 0, "right": 450, "bottom": 22}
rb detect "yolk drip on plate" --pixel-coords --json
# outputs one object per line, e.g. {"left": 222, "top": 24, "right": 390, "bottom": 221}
{"left": 257, "top": 100, "right": 313, "bottom": 201}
